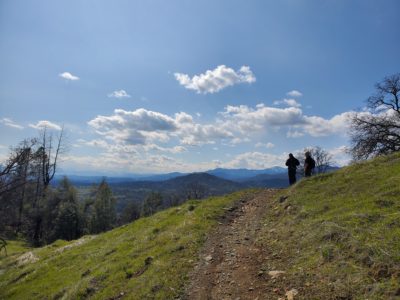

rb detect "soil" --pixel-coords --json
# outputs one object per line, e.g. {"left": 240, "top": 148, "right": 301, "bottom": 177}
{"left": 183, "top": 188, "right": 283, "bottom": 300}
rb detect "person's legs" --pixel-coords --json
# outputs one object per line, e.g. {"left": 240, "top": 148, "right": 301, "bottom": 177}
{"left": 288, "top": 170, "right": 296, "bottom": 185}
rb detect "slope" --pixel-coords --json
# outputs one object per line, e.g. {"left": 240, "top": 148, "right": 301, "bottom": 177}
{"left": 0, "top": 189, "right": 258, "bottom": 300}
{"left": 254, "top": 152, "right": 400, "bottom": 299}
{"left": 184, "top": 152, "right": 400, "bottom": 300}
{"left": 1, "top": 153, "right": 399, "bottom": 299}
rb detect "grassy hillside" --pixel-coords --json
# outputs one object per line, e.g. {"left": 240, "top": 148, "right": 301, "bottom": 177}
{"left": 257, "top": 152, "right": 400, "bottom": 299}
{"left": 0, "top": 189, "right": 257, "bottom": 300}
{"left": 1, "top": 153, "right": 399, "bottom": 299}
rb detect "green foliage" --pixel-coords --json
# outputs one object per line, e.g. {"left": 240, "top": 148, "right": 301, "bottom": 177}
{"left": 48, "top": 177, "right": 82, "bottom": 242}
{"left": 258, "top": 152, "right": 400, "bottom": 299}
{"left": 84, "top": 179, "right": 117, "bottom": 234}
{"left": 141, "top": 192, "right": 163, "bottom": 217}
{"left": 119, "top": 201, "right": 141, "bottom": 225}
{"left": 0, "top": 189, "right": 256, "bottom": 299}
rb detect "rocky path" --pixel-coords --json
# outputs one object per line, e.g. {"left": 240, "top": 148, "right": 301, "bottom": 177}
{"left": 184, "top": 189, "right": 279, "bottom": 300}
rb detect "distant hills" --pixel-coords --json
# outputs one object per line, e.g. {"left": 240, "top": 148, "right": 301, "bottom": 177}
{"left": 56, "top": 167, "right": 289, "bottom": 212}
{"left": 56, "top": 166, "right": 287, "bottom": 185}
{"left": 206, "top": 166, "right": 286, "bottom": 181}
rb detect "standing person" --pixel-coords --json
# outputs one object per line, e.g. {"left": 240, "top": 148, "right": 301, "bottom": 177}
{"left": 304, "top": 151, "right": 315, "bottom": 177}
{"left": 285, "top": 153, "right": 300, "bottom": 185}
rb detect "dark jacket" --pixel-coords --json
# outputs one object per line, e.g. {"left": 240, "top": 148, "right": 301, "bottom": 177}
{"left": 286, "top": 157, "right": 300, "bottom": 172}
{"left": 304, "top": 156, "right": 316, "bottom": 176}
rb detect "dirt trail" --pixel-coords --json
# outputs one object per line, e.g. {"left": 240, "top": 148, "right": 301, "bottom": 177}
{"left": 184, "top": 189, "right": 278, "bottom": 300}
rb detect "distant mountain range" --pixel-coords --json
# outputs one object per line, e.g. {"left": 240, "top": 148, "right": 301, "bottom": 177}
{"left": 56, "top": 166, "right": 342, "bottom": 213}
{"left": 56, "top": 166, "right": 287, "bottom": 185}
{"left": 206, "top": 167, "right": 286, "bottom": 181}
{"left": 56, "top": 167, "right": 290, "bottom": 212}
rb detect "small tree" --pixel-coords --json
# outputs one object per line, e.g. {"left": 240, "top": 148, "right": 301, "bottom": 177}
{"left": 350, "top": 73, "right": 400, "bottom": 160}
{"left": 120, "top": 201, "right": 141, "bottom": 225}
{"left": 89, "top": 179, "right": 116, "bottom": 233}
{"left": 141, "top": 192, "right": 163, "bottom": 217}
{"left": 50, "top": 177, "right": 82, "bottom": 241}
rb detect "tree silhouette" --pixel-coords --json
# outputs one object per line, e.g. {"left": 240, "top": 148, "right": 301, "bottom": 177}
{"left": 350, "top": 73, "right": 400, "bottom": 160}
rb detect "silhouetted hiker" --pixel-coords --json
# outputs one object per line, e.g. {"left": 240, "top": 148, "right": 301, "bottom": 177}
{"left": 304, "top": 151, "right": 316, "bottom": 177}
{"left": 285, "top": 153, "right": 300, "bottom": 185}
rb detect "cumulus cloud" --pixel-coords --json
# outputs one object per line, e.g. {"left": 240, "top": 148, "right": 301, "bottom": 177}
{"left": 59, "top": 72, "right": 79, "bottom": 81}
{"left": 88, "top": 108, "right": 234, "bottom": 147}
{"left": 274, "top": 98, "right": 302, "bottom": 108}
{"left": 220, "top": 104, "right": 353, "bottom": 138}
{"left": 301, "top": 111, "right": 354, "bottom": 137}
{"left": 88, "top": 108, "right": 177, "bottom": 145}
{"left": 108, "top": 90, "right": 131, "bottom": 98}
{"left": 29, "top": 120, "right": 62, "bottom": 131}
{"left": 80, "top": 97, "right": 356, "bottom": 174}
{"left": 174, "top": 65, "right": 256, "bottom": 94}
{"left": 286, "top": 90, "right": 302, "bottom": 97}
{"left": 0, "top": 118, "right": 24, "bottom": 129}
{"left": 221, "top": 104, "right": 305, "bottom": 133}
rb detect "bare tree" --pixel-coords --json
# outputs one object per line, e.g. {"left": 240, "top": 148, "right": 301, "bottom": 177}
{"left": 296, "top": 146, "right": 334, "bottom": 175}
{"left": 350, "top": 73, "right": 400, "bottom": 160}
{"left": 0, "top": 139, "right": 35, "bottom": 197}
{"left": 30, "top": 127, "right": 65, "bottom": 245}
{"left": 312, "top": 146, "right": 334, "bottom": 174}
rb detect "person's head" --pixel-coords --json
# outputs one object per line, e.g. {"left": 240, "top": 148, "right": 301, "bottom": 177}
{"left": 305, "top": 151, "right": 310, "bottom": 158}
{"left": 289, "top": 153, "right": 294, "bottom": 158}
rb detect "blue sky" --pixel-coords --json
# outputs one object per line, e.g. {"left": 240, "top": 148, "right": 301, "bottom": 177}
{"left": 1, "top": 0, "right": 399, "bottom": 175}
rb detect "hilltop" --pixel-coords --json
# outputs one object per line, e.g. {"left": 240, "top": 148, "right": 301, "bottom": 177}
{"left": 1, "top": 153, "right": 399, "bottom": 299}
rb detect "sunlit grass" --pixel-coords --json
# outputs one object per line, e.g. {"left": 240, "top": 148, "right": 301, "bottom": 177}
{"left": 0, "top": 189, "right": 258, "bottom": 300}
{"left": 258, "top": 152, "right": 400, "bottom": 299}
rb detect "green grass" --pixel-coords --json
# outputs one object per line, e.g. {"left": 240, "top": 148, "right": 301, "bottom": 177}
{"left": 0, "top": 189, "right": 258, "bottom": 300}
{"left": 258, "top": 153, "right": 400, "bottom": 299}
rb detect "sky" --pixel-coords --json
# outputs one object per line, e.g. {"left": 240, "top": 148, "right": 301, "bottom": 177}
{"left": 0, "top": 0, "right": 399, "bottom": 175}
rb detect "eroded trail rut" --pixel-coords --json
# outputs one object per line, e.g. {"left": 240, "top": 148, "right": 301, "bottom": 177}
{"left": 184, "top": 189, "right": 278, "bottom": 300}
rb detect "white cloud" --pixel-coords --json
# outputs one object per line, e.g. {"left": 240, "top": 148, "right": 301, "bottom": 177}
{"left": 62, "top": 149, "right": 286, "bottom": 174}
{"left": 174, "top": 65, "right": 256, "bottom": 94}
{"left": 328, "top": 145, "right": 351, "bottom": 166}
{"left": 286, "top": 130, "right": 305, "bottom": 138}
{"left": 88, "top": 108, "right": 235, "bottom": 147}
{"left": 178, "top": 123, "right": 234, "bottom": 146}
{"left": 221, "top": 104, "right": 305, "bottom": 134}
{"left": 0, "top": 118, "right": 24, "bottom": 129}
{"left": 220, "top": 104, "right": 353, "bottom": 138}
{"left": 222, "top": 152, "right": 286, "bottom": 169}
{"left": 301, "top": 111, "right": 354, "bottom": 137}
{"left": 273, "top": 98, "right": 302, "bottom": 108}
{"left": 88, "top": 108, "right": 177, "bottom": 145}
{"left": 108, "top": 90, "right": 131, "bottom": 98}
{"left": 287, "top": 90, "right": 302, "bottom": 97}
{"left": 59, "top": 72, "right": 79, "bottom": 81}
{"left": 255, "top": 142, "right": 275, "bottom": 149}
{"left": 29, "top": 120, "right": 62, "bottom": 131}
